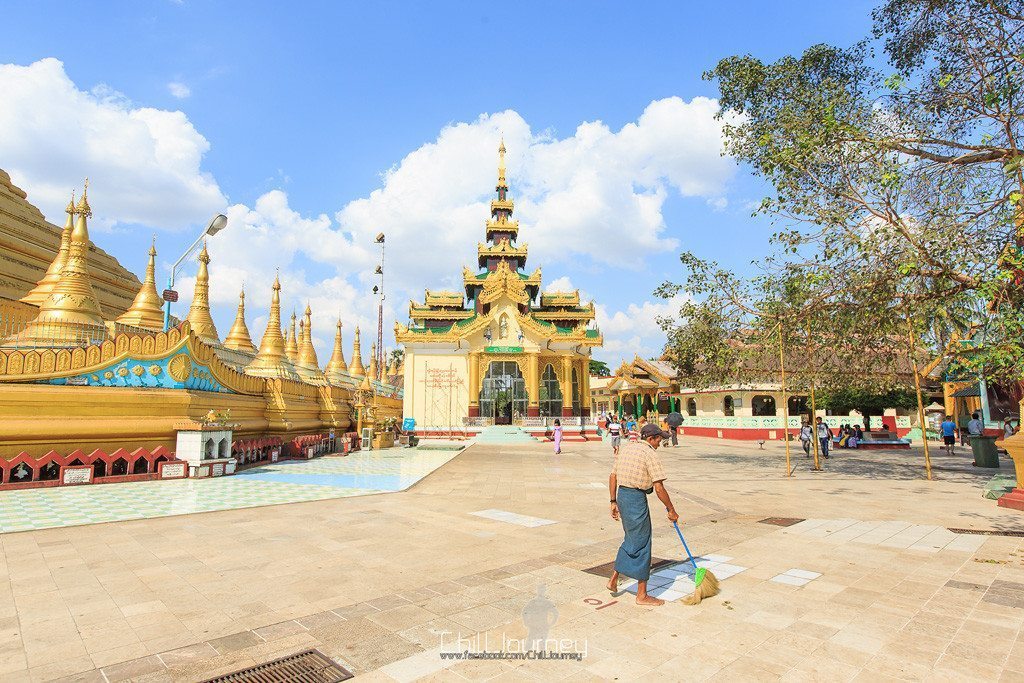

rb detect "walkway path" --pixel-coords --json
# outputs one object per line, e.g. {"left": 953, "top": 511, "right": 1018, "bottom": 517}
{"left": 0, "top": 437, "right": 1021, "bottom": 681}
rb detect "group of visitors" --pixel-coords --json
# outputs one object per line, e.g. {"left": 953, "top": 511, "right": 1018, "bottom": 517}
{"left": 798, "top": 416, "right": 838, "bottom": 458}
{"left": 938, "top": 411, "right": 1020, "bottom": 456}
{"left": 836, "top": 424, "right": 865, "bottom": 448}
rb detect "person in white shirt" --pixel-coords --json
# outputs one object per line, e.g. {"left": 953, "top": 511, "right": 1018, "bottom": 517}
{"left": 799, "top": 421, "right": 813, "bottom": 457}
{"left": 967, "top": 412, "right": 984, "bottom": 437}
{"left": 606, "top": 418, "right": 622, "bottom": 454}
{"left": 816, "top": 417, "right": 832, "bottom": 459}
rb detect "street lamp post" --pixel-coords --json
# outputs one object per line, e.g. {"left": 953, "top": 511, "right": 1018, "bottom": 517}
{"left": 163, "top": 214, "right": 228, "bottom": 331}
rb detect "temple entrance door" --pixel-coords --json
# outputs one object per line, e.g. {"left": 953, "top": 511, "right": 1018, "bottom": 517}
{"left": 480, "top": 361, "right": 526, "bottom": 425}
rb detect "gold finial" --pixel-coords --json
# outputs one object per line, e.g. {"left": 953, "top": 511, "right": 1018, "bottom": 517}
{"left": 348, "top": 325, "right": 365, "bottom": 377}
{"left": 368, "top": 342, "right": 379, "bottom": 380}
{"left": 186, "top": 239, "right": 219, "bottom": 344}
{"left": 325, "top": 317, "right": 347, "bottom": 383}
{"left": 295, "top": 302, "right": 325, "bottom": 383}
{"left": 20, "top": 189, "right": 78, "bottom": 307}
{"left": 116, "top": 238, "right": 165, "bottom": 330}
{"left": 285, "top": 311, "right": 299, "bottom": 363}
{"left": 76, "top": 178, "right": 91, "bottom": 218}
{"left": 498, "top": 139, "right": 507, "bottom": 184}
{"left": 224, "top": 286, "right": 256, "bottom": 353}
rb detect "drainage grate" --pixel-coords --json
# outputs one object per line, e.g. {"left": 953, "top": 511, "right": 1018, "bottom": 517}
{"left": 759, "top": 517, "right": 805, "bottom": 527}
{"left": 947, "top": 528, "right": 1024, "bottom": 538}
{"left": 201, "top": 650, "right": 353, "bottom": 683}
{"left": 583, "top": 557, "right": 675, "bottom": 578}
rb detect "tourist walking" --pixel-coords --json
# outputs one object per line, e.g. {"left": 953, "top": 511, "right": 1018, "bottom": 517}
{"left": 606, "top": 423, "right": 680, "bottom": 607}
{"left": 940, "top": 415, "right": 957, "bottom": 455}
{"left": 666, "top": 410, "right": 683, "bottom": 448}
{"left": 816, "top": 417, "right": 832, "bottom": 459}
{"left": 606, "top": 416, "right": 622, "bottom": 454}
{"left": 799, "top": 420, "right": 813, "bottom": 457}
{"left": 553, "top": 419, "right": 562, "bottom": 454}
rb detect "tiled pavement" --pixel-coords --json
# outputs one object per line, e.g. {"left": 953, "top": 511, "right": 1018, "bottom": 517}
{"left": 0, "top": 448, "right": 462, "bottom": 533}
{"left": 0, "top": 436, "right": 1022, "bottom": 681}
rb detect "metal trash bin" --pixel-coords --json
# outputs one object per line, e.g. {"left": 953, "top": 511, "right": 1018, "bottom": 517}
{"left": 970, "top": 435, "right": 1000, "bottom": 468}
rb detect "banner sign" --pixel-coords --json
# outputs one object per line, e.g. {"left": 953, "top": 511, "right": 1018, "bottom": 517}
{"left": 485, "top": 346, "right": 524, "bottom": 354}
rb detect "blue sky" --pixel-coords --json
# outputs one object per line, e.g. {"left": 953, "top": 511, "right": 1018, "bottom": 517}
{"left": 0, "top": 0, "right": 876, "bottom": 366}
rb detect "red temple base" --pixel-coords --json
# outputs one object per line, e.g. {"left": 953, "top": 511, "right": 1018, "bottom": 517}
{"left": 562, "top": 407, "right": 574, "bottom": 417}
{"left": 468, "top": 405, "right": 479, "bottom": 418}
{"left": 527, "top": 406, "right": 539, "bottom": 417}
{"left": 997, "top": 488, "right": 1024, "bottom": 511}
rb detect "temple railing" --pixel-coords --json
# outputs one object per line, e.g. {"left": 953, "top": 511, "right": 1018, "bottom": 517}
{"left": 0, "top": 316, "right": 158, "bottom": 350}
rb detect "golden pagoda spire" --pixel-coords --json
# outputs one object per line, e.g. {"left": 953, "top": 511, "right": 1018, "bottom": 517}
{"left": 285, "top": 311, "right": 299, "bottom": 363}
{"left": 498, "top": 137, "right": 507, "bottom": 186}
{"left": 21, "top": 190, "right": 76, "bottom": 307}
{"left": 324, "top": 319, "right": 347, "bottom": 383}
{"left": 368, "top": 342, "right": 379, "bottom": 380}
{"left": 9, "top": 181, "right": 106, "bottom": 345}
{"left": 223, "top": 287, "right": 257, "bottom": 354}
{"left": 245, "top": 273, "right": 299, "bottom": 379}
{"left": 348, "top": 326, "right": 366, "bottom": 377}
{"left": 295, "top": 303, "right": 325, "bottom": 383}
{"left": 116, "top": 238, "right": 165, "bottom": 330}
{"left": 186, "top": 241, "right": 220, "bottom": 344}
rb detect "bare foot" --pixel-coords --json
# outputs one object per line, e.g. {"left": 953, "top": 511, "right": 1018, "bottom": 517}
{"left": 607, "top": 572, "right": 619, "bottom": 593}
{"left": 635, "top": 594, "right": 665, "bottom": 606}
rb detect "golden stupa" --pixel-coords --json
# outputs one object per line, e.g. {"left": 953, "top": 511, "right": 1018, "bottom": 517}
{"left": 285, "top": 312, "right": 299, "bottom": 364}
{"left": 245, "top": 275, "right": 300, "bottom": 380}
{"left": 8, "top": 183, "right": 107, "bottom": 346}
{"left": 295, "top": 304, "right": 326, "bottom": 384}
{"left": 347, "top": 326, "right": 365, "bottom": 377}
{"left": 115, "top": 239, "right": 165, "bottom": 330}
{"left": 368, "top": 343, "right": 379, "bottom": 381}
{"left": 324, "top": 319, "right": 347, "bottom": 384}
{"left": 223, "top": 288, "right": 257, "bottom": 354}
{"left": 186, "top": 242, "right": 220, "bottom": 344}
{"left": 20, "top": 192, "right": 75, "bottom": 307}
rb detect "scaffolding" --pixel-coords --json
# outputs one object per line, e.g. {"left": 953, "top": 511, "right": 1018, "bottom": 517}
{"left": 423, "top": 365, "right": 467, "bottom": 439}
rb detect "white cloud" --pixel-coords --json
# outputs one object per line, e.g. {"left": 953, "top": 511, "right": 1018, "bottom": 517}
{"left": 0, "top": 59, "right": 729, "bottom": 364}
{"left": 167, "top": 81, "right": 191, "bottom": 99}
{"left": 544, "top": 276, "right": 575, "bottom": 292}
{"left": 594, "top": 293, "right": 690, "bottom": 367}
{"left": 0, "top": 59, "right": 224, "bottom": 231}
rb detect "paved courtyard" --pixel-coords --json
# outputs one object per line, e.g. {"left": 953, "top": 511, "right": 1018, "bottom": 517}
{"left": 1, "top": 436, "right": 1023, "bottom": 682}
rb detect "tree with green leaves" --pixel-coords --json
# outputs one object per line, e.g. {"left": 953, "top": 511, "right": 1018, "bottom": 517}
{"left": 589, "top": 359, "right": 611, "bottom": 377}
{"left": 662, "top": 0, "right": 1023, "bottom": 388}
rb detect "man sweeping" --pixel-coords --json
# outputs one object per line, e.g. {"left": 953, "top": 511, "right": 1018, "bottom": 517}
{"left": 606, "top": 423, "right": 679, "bottom": 606}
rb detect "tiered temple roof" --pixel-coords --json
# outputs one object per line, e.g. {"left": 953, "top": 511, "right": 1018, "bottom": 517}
{"left": 398, "top": 142, "right": 601, "bottom": 346}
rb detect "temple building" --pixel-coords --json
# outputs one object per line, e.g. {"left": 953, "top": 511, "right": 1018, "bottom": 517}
{"left": 397, "top": 143, "right": 602, "bottom": 437}
{"left": 0, "top": 172, "right": 401, "bottom": 486}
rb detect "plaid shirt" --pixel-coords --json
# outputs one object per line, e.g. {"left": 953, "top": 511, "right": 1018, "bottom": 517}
{"left": 612, "top": 440, "right": 667, "bottom": 491}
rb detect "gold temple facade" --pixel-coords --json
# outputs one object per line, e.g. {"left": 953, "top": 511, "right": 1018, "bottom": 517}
{"left": 397, "top": 143, "right": 602, "bottom": 435}
{"left": 0, "top": 172, "right": 401, "bottom": 465}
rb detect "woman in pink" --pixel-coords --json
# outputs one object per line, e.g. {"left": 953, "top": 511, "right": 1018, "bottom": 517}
{"left": 553, "top": 419, "right": 562, "bottom": 454}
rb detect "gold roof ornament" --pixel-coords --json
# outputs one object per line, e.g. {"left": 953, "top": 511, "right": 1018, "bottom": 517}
{"left": 479, "top": 259, "right": 531, "bottom": 306}
{"left": 295, "top": 303, "right": 326, "bottom": 384}
{"left": 324, "top": 318, "right": 347, "bottom": 384}
{"left": 7, "top": 181, "right": 107, "bottom": 346}
{"left": 368, "top": 342, "right": 378, "bottom": 380}
{"left": 185, "top": 241, "right": 220, "bottom": 345}
{"left": 285, "top": 311, "right": 299, "bottom": 363}
{"left": 348, "top": 326, "right": 365, "bottom": 377}
{"left": 115, "top": 239, "right": 165, "bottom": 330}
{"left": 498, "top": 138, "right": 507, "bottom": 186}
{"left": 223, "top": 287, "right": 257, "bottom": 354}
{"left": 20, "top": 190, "right": 76, "bottom": 307}
{"left": 245, "top": 273, "right": 300, "bottom": 379}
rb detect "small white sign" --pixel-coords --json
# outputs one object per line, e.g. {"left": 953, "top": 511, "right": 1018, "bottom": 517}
{"left": 160, "top": 462, "right": 186, "bottom": 479}
{"left": 62, "top": 466, "right": 92, "bottom": 485}
{"left": 211, "top": 462, "right": 225, "bottom": 476}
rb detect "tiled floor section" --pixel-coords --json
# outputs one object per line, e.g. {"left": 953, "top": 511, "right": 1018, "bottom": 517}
{"left": 1, "top": 436, "right": 1022, "bottom": 681}
{"left": 779, "top": 517, "right": 990, "bottom": 553}
{"left": 0, "top": 448, "right": 461, "bottom": 533}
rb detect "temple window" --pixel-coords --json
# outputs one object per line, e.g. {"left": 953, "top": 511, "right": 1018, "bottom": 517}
{"left": 788, "top": 396, "right": 809, "bottom": 416}
{"left": 39, "top": 462, "right": 60, "bottom": 481}
{"left": 11, "top": 462, "right": 33, "bottom": 482}
{"left": 687, "top": 398, "right": 697, "bottom": 417}
{"left": 571, "top": 367, "right": 581, "bottom": 414}
{"left": 111, "top": 458, "right": 129, "bottom": 476}
{"left": 723, "top": 395, "right": 735, "bottom": 417}
{"left": 132, "top": 458, "right": 149, "bottom": 475}
{"left": 93, "top": 460, "right": 106, "bottom": 479}
{"left": 752, "top": 395, "right": 777, "bottom": 417}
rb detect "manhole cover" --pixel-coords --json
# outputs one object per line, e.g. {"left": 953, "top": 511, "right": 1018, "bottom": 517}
{"left": 201, "top": 649, "right": 352, "bottom": 683}
{"left": 583, "top": 557, "right": 676, "bottom": 578}
{"left": 947, "top": 528, "right": 1024, "bottom": 538}
{"left": 758, "top": 517, "right": 805, "bottom": 527}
